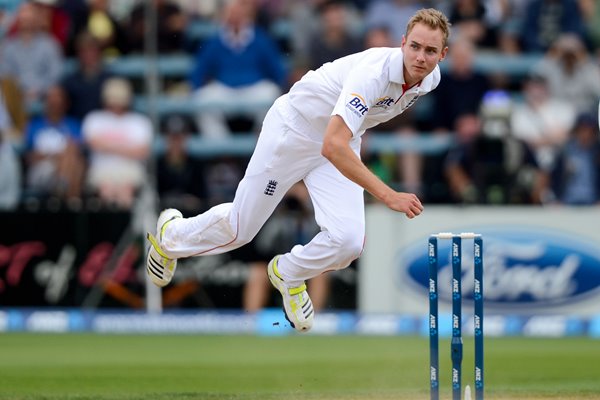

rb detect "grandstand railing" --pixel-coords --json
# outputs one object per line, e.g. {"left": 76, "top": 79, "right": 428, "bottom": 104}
{"left": 153, "top": 132, "right": 454, "bottom": 158}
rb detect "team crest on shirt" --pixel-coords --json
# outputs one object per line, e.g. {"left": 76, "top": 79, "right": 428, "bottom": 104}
{"left": 346, "top": 93, "right": 369, "bottom": 117}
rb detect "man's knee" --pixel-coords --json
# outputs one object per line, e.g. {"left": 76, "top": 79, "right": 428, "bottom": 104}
{"left": 331, "top": 231, "right": 364, "bottom": 268}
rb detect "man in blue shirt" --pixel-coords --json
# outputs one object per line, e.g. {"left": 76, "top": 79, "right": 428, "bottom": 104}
{"left": 190, "top": 0, "right": 286, "bottom": 138}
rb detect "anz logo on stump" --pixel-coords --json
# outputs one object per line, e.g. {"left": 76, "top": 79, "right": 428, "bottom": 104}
{"left": 400, "top": 227, "right": 600, "bottom": 313}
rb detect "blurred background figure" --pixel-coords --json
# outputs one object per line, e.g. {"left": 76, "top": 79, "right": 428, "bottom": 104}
{"left": 82, "top": 78, "right": 152, "bottom": 209}
{"left": 363, "top": 0, "right": 421, "bottom": 46}
{"left": 510, "top": 73, "right": 576, "bottom": 172}
{"left": 430, "top": 37, "right": 491, "bottom": 132}
{"left": 0, "top": 1, "right": 64, "bottom": 107}
{"left": 0, "top": 71, "right": 27, "bottom": 143}
{"left": 62, "top": 31, "right": 113, "bottom": 122}
{"left": 190, "top": 0, "right": 286, "bottom": 138}
{"left": 445, "top": 112, "right": 545, "bottom": 204}
{"left": 579, "top": 0, "right": 600, "bottom": 54}
{"left": 126, "top": 0, "right": 188, "bottom": 54}
{"left": 0, "top": 0, "right": 22, "bottom": 37}
{"left": 68, "top": 0, "right": 127, "bottom": 58}
{"left": 531, "top": 33, "right": 600, "bottom": 116}
{"left": 30, "top": 0, "right": 71, "bottom": 51}
{"left": 305, "top": 0, "right": 361, "bottom": 71}
{"left": 447, "top": 0, "right": 499, "bottom": 49}
{"left": 0, "top": 93, "right": 21, "bottom": 210}
{"left": 156, "top": 113, "right": 207, "bottom": 215}
{"left": 549, "top": 113, "right": 600, "bottom": 205}
{"left": 519, "top": 0, "right": 587, "bottom": 53}
{"left": 23, "top": 84, "right": 84, "bottom": 202}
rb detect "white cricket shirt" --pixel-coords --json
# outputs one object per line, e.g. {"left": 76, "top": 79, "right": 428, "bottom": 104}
{"left": 288, "top": 47, "right": 440, "bottom": 138}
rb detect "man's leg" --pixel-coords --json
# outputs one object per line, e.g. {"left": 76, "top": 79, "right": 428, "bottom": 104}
{"left": 149, "top": 95, "right": 320, "bottom": 274}
{"left": 275, "top": 160, "right": 366, "bottom": 286}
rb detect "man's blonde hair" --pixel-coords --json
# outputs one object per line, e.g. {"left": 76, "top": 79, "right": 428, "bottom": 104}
{"left": 406, "top": 8, "right": 451, "bottom": 47}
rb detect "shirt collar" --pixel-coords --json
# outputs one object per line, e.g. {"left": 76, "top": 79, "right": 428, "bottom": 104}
{"left": 389, "top": 48, "right": 405, "bottom": 84}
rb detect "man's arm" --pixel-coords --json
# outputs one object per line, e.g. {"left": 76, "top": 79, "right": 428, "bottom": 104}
{"left": 321, "top": 115, "right": 424, "bottom": 219}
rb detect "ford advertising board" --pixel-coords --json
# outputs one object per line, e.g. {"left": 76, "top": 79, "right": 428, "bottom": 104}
{"left": 360, "top": 206, "right": 600, "bottom": 316}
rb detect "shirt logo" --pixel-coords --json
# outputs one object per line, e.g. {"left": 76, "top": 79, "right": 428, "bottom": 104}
{"left": 264, "top": 180, "right": 278, "bottom": 196}
{"left": 373, "top": 96, "right": 395, "bottom": 109}
{"left": 346, "top": 93, "right": 369, "bottom": 117}
{"left": 401, "top": 95, "right": 420, "bottom": 112}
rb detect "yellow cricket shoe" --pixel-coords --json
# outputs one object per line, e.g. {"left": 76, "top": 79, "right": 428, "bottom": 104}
{"left": 267, "top": 255, "right": 314, "bottom": 332}
{"left": 146, "top": 208, "right": 182, "bottom": 287}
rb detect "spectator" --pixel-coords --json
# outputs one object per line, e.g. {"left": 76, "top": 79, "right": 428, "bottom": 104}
{"left": 68, "top": 0, "right": 128, "bottom": 58}
{"left": 447, "top": 0, "right": 498, "bottom": 48}
{"left": 430, "top": 37, "right": 491, "bottom": 131}
{"left": 306, "top": 0, "right": 362, "bottom": 71}
{"left": 445, "top": 113, "right": 545, "bottom": 204}
{"left": 30, "top": 0, "right": 71, "bottom": 50}
{"left": 510, "top": 73, "right": 576, "bottom": 171}
{"left": 62, "top": 31, "right": 113, "bottom": 121}
{"left": 0, "top": 94, "right": 21, "bottom": 210}
{"left": 0, "top": 73, "right": 27, "bottom": 142}
{"left": 23, "top": 85, "right": 84, "bottom": 201}
{"left": 82, "top": 78, "right": 152, "bottom": 209}
{"left": 579, "top": 0, "right": 600, "bottom": 52}
{"left": 190, "top": 0, "right": 286, "bottom": 138}
{"left": 0, "top": 1, "right": 63, "bottom": 107}
{"left": 126, "top": 0, "right": 187, "bottom": 54}
{"left": 531, "top": 33, "right": 600, "bottom": 115}
{"left": 363, "top": 0, "right": 421, "bottom": 45}
{"left": 495, "top": 0, "right": 533, "bottom": 54}
{"left": 0, "top": 0, "right": 22, "bottom": 37}
{"left": 520, "top": 0, "right": 586, "bottom": 53}
{"left": 156, "top": 114, "right": 207, "bottom": 214}
{"left": 204, "top": 156, "right": 245, "bottom": 207}
{"left": 550, "top": 113, "right": 600, "bottom": 205}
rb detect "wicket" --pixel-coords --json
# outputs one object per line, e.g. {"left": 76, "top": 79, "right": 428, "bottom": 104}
{"left": 428, "top": 232, "right": 484, "bottom": 400}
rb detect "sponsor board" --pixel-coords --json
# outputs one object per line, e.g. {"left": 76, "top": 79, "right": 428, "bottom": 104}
{"left": 0, "top": 308, "right": 597, "bottom": 337}
{"left": 361, "top": 206, "right": 600, "bottom": 315}
{"left": 400, "top": 227, "right": 600, "bottom": 313}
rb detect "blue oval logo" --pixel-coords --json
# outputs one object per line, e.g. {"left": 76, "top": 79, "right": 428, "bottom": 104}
{"left": 398, "top": 227, "right": 600, "bottom": 313}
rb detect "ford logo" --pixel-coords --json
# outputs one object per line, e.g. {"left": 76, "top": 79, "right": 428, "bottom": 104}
{"left": 399, "top": 227, "right": 600, "bottom": 313}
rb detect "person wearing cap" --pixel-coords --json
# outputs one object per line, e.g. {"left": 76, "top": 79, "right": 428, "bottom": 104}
{"left": 82, "top": 78, "right": 152, "bottom": 208}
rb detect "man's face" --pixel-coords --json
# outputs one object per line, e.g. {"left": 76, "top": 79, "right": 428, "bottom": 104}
{"left": 401, "top": 23, "right": 447, "bottom": 85}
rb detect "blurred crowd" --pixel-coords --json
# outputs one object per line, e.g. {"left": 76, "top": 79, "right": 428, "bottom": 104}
{"left": 0, "top": 0, "right": 599, "bottom": 214}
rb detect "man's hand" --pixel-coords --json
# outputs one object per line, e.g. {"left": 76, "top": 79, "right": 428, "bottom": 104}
{"left": 382, "top": 191, "right": 424, "bottom": 219}
{"left": 322, "top": 116, "right": 424, "bottom": 219}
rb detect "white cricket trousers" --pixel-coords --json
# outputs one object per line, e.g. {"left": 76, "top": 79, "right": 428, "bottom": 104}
{"left": 161, "top": 94, "right": 365, "bottom": 286}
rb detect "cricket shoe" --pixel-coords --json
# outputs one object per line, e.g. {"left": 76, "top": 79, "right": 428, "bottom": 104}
{"left": 268, "top": 255, "right": 314, "bottom": 332}
{"left": 146, "top": 208, "right": 183, "bottom": 287}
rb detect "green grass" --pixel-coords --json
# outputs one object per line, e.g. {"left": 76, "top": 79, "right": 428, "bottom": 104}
{"left": 0, "top": 334, "right": 599, "bottom": 399}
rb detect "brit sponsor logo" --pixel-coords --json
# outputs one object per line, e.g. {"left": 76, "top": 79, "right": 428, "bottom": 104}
{"left": 399, "top": 227, "right": 600, "bottom": 313}
{"left": 346, "top": 93, "right": 369, "bottom": 117}
{"left": 373, "top": 96, "right": 395, "bottom": 109}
